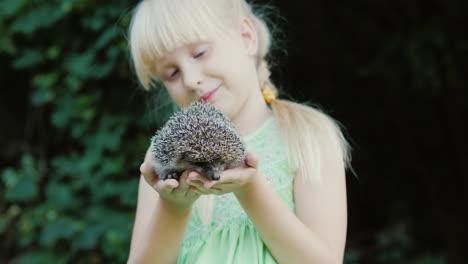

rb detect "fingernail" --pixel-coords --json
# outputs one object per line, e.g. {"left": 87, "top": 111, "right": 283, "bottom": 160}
{"left": 188, "top": 171, "right": 197, "bottom": 179}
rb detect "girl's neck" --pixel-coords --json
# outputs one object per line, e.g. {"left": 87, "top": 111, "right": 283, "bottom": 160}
{"left": 232, "top": 97, "right": 273, "bottom": 137}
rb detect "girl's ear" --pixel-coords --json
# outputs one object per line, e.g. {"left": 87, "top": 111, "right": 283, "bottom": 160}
{"left": 240, "top": 17, "right": 258, "bottom": 56}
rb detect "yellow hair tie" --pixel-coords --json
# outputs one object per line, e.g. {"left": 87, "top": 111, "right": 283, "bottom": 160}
{"left": 261, "top": 88, "right": 276, "bottom": 103}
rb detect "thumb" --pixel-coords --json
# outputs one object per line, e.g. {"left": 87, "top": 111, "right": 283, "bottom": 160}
{"left": 140, "top": 161, "right": 158, "bottom": 185}
{"left": 245, "top": 152, "right": 259, "bottom": 169}
{"left": 140, "top": 146, "right": 159, "bottom": 185}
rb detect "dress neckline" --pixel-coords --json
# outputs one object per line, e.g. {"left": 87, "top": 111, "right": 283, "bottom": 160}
{"left": 242, "top": 115, "right": 275, "bottom": 143}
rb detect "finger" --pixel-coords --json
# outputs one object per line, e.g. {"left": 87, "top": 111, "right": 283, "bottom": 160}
{"left": 192, "top": 187, "right": 223, "bottom": 195}
{"left": 188, "top": 171, "right": 207, "bottom": 183}
{"left": 208, "top": 187, "right": 223, "bottom": 194}
{"left": 139, "top": 161, "right": 152, "bottom": 175}
{"left": 177, "top": 170, "right": 193, "bottom": 192}
{"left": 210, "top": 183, "right": 237, "bottom": 189}
{"left": 204, "top": 180, "right": 219, "bottom": 189}
{"left": 140, "top": 163, "right": 158, "bottom": 185}
{"left": 140, "top": 146, "right": 155, "bottom": 173}
{"left": 186, "top": 186, "right": 201, "bottom": 198}
{"left": 187, "top": 178, "right": 207, "bottom": 190}
{"left": 187, "top": 176, "right": 216, "bottom": 188}
{"left": 140, "top": 147, "right": 159, "bottom": 185}
{"left": 189, "top": 181, "right": 222, "bottom": 194}
{"left": 245, "top": 152, "right": 259, "bottom": 169}
{"left": 218, "top": 167, "right": 256, "bottom": 185}
{"left": 155, "top": 178, "right": 179, "bottom": 194}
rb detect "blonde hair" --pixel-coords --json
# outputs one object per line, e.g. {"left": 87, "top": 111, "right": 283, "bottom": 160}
{"left": 129, "top": 0, "right": 351, "bottom": 224}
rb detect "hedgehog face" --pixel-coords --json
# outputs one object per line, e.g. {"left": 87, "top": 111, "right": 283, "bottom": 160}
{"left": 180, "top": 155, "right": 225, "bottom": 181}
{"left": 197, "top": 160, "right": 225, "bottom": 181}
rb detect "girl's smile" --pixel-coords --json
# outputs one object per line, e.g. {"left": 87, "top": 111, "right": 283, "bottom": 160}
{"left": 199, "top": 85, "right": 221, "bottom": 103}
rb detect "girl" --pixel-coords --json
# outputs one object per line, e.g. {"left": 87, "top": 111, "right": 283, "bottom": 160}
{"left": 127, "top": 0, "right": 351, "bottom": 263}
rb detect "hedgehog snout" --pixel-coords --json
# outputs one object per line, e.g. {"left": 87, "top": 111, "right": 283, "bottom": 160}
{"left": 201, "top": 162, "right": 225, "bottom": 181}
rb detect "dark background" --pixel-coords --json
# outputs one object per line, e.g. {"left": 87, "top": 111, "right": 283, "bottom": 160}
{"left": 1, "top": 0, "right": 466, "bottom": 263}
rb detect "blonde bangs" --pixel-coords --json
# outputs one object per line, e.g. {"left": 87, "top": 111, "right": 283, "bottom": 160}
{"left": 130, "top": 0, "right": 232, "bottom": 89}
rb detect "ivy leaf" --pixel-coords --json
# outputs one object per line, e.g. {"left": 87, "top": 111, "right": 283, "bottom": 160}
{"left": 31, "top": 73, "right": 59, "bottom": 106}
{"left": 39, "top": 217, "right": 78, "bottom": 247}
{"left": 72, "top": 225, "right": 104, "bottom": 251}
{"left": 64, "top": 52, "right": 96, "bottom": 79}
{"left": 2, "top": 168, "right": 18, "bottom": 188}
{"left": 0, "top": 0, "right": 27, "bottom": 19}
{"left": 94, "top": 26, "right": 119, "bottom": 51}
{"left": 9, "top": 250, "right": 69, "bottom": 264}
{"left": 11, "top": 5, "right": 66, "bottom": 34}
{"left": 0, "top": 33, "right": 16, "bottom": 54}
{"left": 12, "top": 49, "right": 44, "bottom": 69}
{"left": 5, "top": 175, "right": 38, "bottom": 202}
{"left": 45, "top": 182, "right": 78, "bottom": 210}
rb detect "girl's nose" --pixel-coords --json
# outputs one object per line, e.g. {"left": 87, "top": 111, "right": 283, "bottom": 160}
{"left": 183, "top": 67, "right": 204, "bottom": 91}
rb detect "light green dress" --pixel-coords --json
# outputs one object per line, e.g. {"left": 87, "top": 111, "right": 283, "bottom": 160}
{"left": 177, "top": 115, "right": 296, "bottom": 264}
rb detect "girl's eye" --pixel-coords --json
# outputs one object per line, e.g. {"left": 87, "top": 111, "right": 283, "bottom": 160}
{"left": 195, "top": 51, "right": 205, "bottom": 58}
{"left": 169, "top": 69, "right": 179, "bottom": 78}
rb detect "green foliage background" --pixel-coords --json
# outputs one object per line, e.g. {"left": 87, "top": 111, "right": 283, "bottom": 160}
{"left": 0, "top": 0, "right": 152, "bottom": 262}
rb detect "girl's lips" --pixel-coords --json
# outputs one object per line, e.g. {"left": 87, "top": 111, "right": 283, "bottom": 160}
{"left": 199, "top": 86, "right": 220, "bottom": 103}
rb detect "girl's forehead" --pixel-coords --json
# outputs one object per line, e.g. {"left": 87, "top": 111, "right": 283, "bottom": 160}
{"left": 158, "top": 41, "right": 210, "bottom": 59}
{"left": 153, "top": 41, "right": 212, "bottom": 70}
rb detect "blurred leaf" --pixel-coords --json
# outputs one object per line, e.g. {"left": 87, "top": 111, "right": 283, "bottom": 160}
{"left": 64, "top": 52, "right": 96, "bottom": 79}
{"left": 93, "top": 180, "right": 127, "bottom": 202}
{"left": 51, "top": 95, "right": 75, "bottom": 128}
{"left": 410, "top": 255, "right": 446, "bottom": 264}
{"left": 2, "top": 167, "right": 18, "bottom": 188}
{"left": 94, "top": 26, "right": 119, "bottom": 51}
{"left": 16, "top": 207, "right": 46, "bottom": 248}
{"left": 31, "top": 87, "right": 54, "bottom": 106}
{"left": 72, "top": 225, "right": 104, "bottom": 250}
{"left": 10, "top": 250, "right": 69, "bottom": 264}
{"left": 39, "top": 217, "right": 79, "bottom": 247}
{"left": 0, "top": 0, "right": 27, "bottom": 19}
{"left": 71, "top": 122, "right": 89, "bottom": 139}
{"left": 89, "top": 61, "right": 115, "bottom": 79}
{"left": 61, "top": 0, "right": 75, "bottom": 13}
{"left": 344, "top": 250, "right": 360, "bottom": 264}
{"left": 12, "top": 49, "right": 44, "bottom": 69}
{"left": 0, "top": 33, "right": 16, "bottom": 54}
{"left": 46, "top": 46, "right": 60, "bottom": 60}
{"left": 377, "top": 249, "right": 403, "bottom": 262}
{"left": 119, "top": 179, "right": 139, "bottom": 207}
{"left": 103, "top": 229, "right": 128, "bottom": 258}
{"left": 5, "top": 176, "right": 38, "bottom": 202}
{"left": 0, "top": 216, "right": 7, "bottom": 233}
{"left": 10, "top": 5, "right": 66, "bottom": 34}
{"left": 45, "top": 182, "right": 78, "bottom": 210}
{"left": 31, "top": 73, "right": 59, "bottom": 105}
{"left": 21, "top": 154, "right": 39, "bottom": 178}
{"left": 64, "top": 75, "right": 81, "bottom": 91}
{"left": 81, "top": 15, "right": 106, "bottom": 31}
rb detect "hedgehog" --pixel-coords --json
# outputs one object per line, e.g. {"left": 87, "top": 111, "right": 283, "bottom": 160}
{"left": 150, "top": 102, "right": 246, "bottom": 181}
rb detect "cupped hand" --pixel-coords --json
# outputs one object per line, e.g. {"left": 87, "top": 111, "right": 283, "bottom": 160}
{"left": 140, "top": 147, "right": 201, "bottom": 209}
{"left": 186, "top": 152, "right": 260, "bottom": 196}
